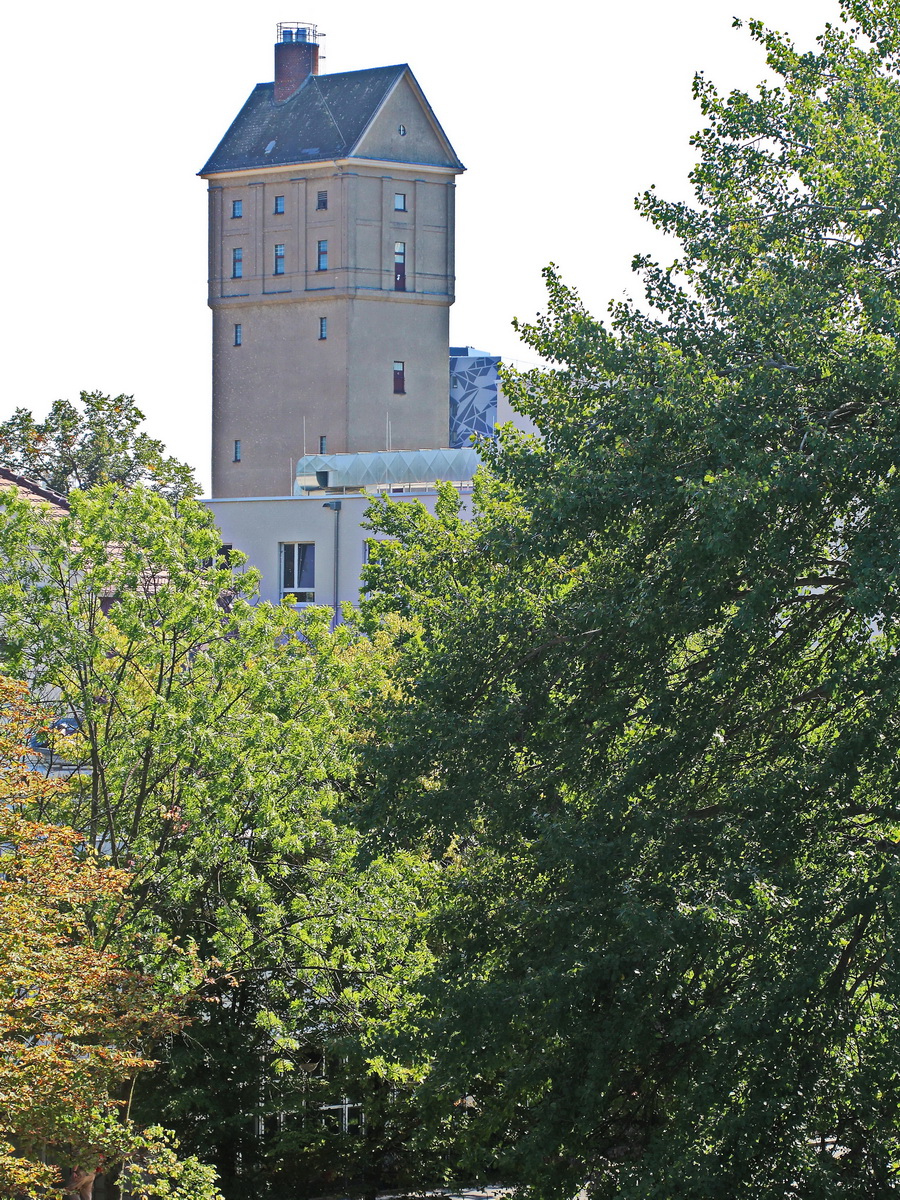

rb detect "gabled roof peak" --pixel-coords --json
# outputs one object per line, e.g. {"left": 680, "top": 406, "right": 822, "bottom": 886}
{"left": 200, "top": 62, "right": 462, "bottom": 176}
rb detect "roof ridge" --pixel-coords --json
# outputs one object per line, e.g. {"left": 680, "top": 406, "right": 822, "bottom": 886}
{"left": 0, "top": 466, "right": 70, "bottom": 509}
{"left": 309, "top": 75, "right": 346, "bottom": 145}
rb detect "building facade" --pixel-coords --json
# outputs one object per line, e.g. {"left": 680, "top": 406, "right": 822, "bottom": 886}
{"left": 201, "top": 29, "right": 525, "bottom": 616}
{"left": 201, "top": 23, "right": 465, "bottom": 499}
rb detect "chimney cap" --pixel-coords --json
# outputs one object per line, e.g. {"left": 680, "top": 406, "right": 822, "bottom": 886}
{"left": 277, "top": 21, "right": 319, "bottom": 45}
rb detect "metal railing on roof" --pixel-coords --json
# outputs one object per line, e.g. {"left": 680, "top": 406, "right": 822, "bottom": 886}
{"left": 277, "top": 21, "right": 319, "bottom": 43}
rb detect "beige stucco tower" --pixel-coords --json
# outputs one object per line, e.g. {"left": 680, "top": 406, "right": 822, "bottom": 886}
{"left": 201, "top": 23, "right": 465, "bottom": 498}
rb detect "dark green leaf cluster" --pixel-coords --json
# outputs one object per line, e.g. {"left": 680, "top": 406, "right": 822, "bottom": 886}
{"left": 360, "top": 4, "right": 900, "bottom": 1196}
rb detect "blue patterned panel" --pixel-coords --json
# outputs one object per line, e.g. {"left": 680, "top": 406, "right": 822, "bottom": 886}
{"left": 449, "top": 354, "right": 501, "bottom": 448}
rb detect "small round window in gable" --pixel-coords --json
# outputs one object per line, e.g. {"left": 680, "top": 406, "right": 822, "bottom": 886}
{"left": 398, "top": 124, "right": 406, "bottom": 136}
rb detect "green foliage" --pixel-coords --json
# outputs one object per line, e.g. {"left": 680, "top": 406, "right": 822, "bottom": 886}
{"left": 0, "top": 485, "right": 435, "bottom": 1197}
{"left": 0, "top": 715, "right": 217, "bottom": 1199}
{"left": 360, "top": 3, "right": 900, "bottom": 1196}
{"left": 118, "top": 1127, "right": 222, "bottom": 1200}
{"left": 0, "top": 391, "right": 198, "bottom": 499}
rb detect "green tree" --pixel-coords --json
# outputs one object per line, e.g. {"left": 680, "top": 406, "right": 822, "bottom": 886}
{"left": 0, "top": 677, "right": 220, "bottom": 1200}
{"left": 0, "top": 483, "right": 445, "bottom": 1199}
{"left": 361, "top": 3, "right": 900, "bottom": 1196}
{"left": 0, "top": 392, "right": 198, "bottom": 499}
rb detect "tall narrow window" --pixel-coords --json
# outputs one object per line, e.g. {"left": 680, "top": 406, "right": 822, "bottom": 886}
{"left": 274, "top": 243, "right": 285, "bottom": 275}
{"left": 394, "top": 242, "right": 406, "bottom": 291}
{"left": 393, "top": 360, "right": 405, "bottom": 394}
{"left": 319, "top": 435, "right": 327, "bottom": 454}
{"left": 233, "top": 440, "right": 242, "bottom": 462}
{"left": 317, "top": 240, "right": 328, "bottom": 271}
{"left": 318, "top": 317, "right": 327, "bottom": 340}
{"left": 394, "top": 192, "right": 407, "bottom": 212}
{"left": 274, "top": 195, "right": 285, "bottom": 214}
{"left": 233, "top": 323, "right": 242, "bottom": 346}
{"left": 317, "top": 190, "right": 328, "bottom": 210}
{"left": 281, "top": 543, "right": 315, "bottom": 603}
{"left": 231, "top": 199, "right": 243, "bottom": 218}
{"left": 232, "top": 247, "right": 243, "bottom": 279}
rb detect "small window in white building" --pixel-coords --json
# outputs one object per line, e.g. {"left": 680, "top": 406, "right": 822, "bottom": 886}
{"left": 274, "top": 243, "right": 285, "bottom": 275}
{"left": 281, "top": 542, "right": 315, "bottom": 603}
{"left": 398, "top": 124, "right": 406, "bottom": 136}
{"left": 232, "top": 199, "right": 243, "bottom": 218}
{"left": 233, "top": 440, "right": 241, "bottom": 462}
{"left": 317, "top": 190, "right": 328, "bottom": 210}
{"left": 234, "top": 323, "right": 242, "bottom": 346}
{"left": 317, "top": 240, "right": 328, "bottom": 271}
{"left": 232, "top": 247, "right": 243, "bottom": 278}
{"left": 394, "top": 192, "right": 407, "bottom": 212}
{"left": 274, "top": 195, "right": 285, "bottom": 214}
{"left": 318, "top": 317, "right": 327, "bottom": 340}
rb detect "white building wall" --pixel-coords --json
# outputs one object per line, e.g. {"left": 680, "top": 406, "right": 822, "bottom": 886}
{"left": 205, "top": 487, "right": 474, "bottom": 614}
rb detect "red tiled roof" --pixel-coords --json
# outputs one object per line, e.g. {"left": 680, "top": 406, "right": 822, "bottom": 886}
{"left": 0, "top": 467, "right": 69, "bottom": 516}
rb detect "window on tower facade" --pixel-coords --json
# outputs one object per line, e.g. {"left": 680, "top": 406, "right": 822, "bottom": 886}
{"left": 394, "top": 192, "right": 407, "bottom": 212}
{"left": 393, "top": 361, "right": 405, "bottom": 394}
{"left": 317, "top": 240, "right": 328, "bottom": 271}
{"left": 281, "top": 542, "right": 315, "bottom": 603}
{"left": 233, "top": 440, "right": 242, "bottom": 462}
{"left": 319, "top": 435, "right": 327, "bottom": 454}
{"left": 318, "top": 317, "right": 327, "bottom": 340}
{"left": 233, "top": 323, "right": 242, "bottom": 346}
{"left": 394, "top": 242, "right": 406, "bottom": 291}
{"left": 274, "top": 243, "right": 285, "bottom": 275}
{"left": 274, "top": 195, "right": 285, "bottom": 214}
{"left": 317, "top": 190, "right": 328, "bottom": 210}
{"left": 232, "top": 199, "right": 243, "bottom": 218}
{"left": 232, "top": 247, "right": 243, "bottom": 278}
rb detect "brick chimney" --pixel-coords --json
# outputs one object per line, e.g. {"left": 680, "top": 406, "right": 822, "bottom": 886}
{"left": 274, "top": 23, "right": 319, "bottom": 101}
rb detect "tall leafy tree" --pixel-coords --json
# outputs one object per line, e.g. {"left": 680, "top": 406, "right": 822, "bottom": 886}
{"left": 0, "top": 485, "right": 444, "bottom": 1198}
{"left": 0, "top": 677, "right": 220, "bottom": 1200}
{"left": 361, "top": 3, "right": 900, "bottom": 1196}
{"left": 0, "top": 391, "right": 198, "bottom": 499}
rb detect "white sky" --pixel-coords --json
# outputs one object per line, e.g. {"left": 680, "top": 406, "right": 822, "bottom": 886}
{"left": 3, "top": 0, "right": 839, "bottom": 492}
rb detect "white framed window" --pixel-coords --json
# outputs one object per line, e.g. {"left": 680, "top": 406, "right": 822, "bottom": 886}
{"left": 232, "top": 247, "right": 243, "bottom": 278}
{"left": 274, "top": 243, "right": 285, "bottom": 275}
{"left": 280, "top": 542, "right": 315, "bottom": 603}
{"left": 317, "top": 240, "right": 328, "bottom": 271}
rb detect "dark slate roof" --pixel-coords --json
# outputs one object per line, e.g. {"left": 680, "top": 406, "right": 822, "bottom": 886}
{"left": 201, "top": 64, "right": 457, "bottom": 175}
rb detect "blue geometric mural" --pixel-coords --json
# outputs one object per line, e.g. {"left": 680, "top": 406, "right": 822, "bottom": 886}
{"left": 449, "top": 348, "right": 501, "bottom": 448}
